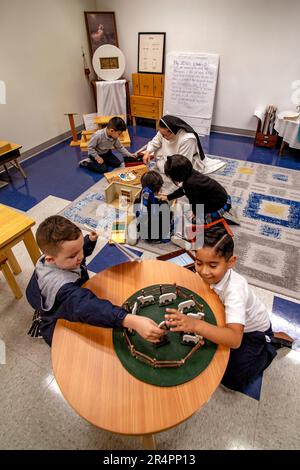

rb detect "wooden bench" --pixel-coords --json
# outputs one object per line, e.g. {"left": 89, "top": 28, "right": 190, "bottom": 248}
{"left": 80, "top": 129, "right": 131, "bottom": 151}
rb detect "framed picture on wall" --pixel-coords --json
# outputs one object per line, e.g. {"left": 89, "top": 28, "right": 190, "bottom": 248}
{"left": 84, "top": 11, "right": 118, "bottom": 57}
{"left": 138, "top": 32, "right": 166, "bottom": 74}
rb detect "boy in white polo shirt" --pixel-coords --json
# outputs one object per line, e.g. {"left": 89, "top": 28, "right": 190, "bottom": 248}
{"left": 165, "top": 225, "right": 277, "bottom": 392}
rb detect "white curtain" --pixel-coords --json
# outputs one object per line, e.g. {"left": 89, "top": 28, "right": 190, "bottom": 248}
{"left": 96, "top": 80, "right": 127, "bottom": 123}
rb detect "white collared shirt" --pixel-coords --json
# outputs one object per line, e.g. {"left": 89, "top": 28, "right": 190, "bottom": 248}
{"left": 212, "top": 269, "right": 271, "bottom": 333}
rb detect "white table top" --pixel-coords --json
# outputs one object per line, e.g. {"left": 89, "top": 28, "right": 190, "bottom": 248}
{"left": 275, "top": 111, "right": 300, "bottom": 149}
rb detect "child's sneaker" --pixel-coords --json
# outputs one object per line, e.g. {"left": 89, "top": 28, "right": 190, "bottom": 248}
{"left": 79, "top": 159, "right": 90, "bottom": 168}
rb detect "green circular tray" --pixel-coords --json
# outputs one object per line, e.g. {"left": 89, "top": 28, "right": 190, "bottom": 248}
{"left": 113, "top": 284, "right": 217, "bottom": 386}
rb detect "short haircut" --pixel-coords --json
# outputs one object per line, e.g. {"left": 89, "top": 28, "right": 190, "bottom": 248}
{"left": 141, "top": 171, "right": 164, "bottom": 193}
{"left": 164, "top": 154, "right": 193, "bottom": 182}
{"left": 202, "top": 226, "right": 234, "bottom": 261}
{"left": 36, "top": 215, "right": 81, "bottom": 256}
{"left": 107, "top": 116, "right": 127, "bottom": 132}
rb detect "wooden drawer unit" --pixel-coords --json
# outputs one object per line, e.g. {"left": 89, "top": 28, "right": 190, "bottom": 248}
{"left": 131, "top": 73, "right": 164, "bottom": 126}
{"left": 254, "top": 132, "right": 278, "bottom": 148}
{"left": 132, "top": 73, "right": 164, "bottom": 98}
{"left": 153, "top": 74, "right": 164, "bottom": 97}
{"left": 130, "top": 95, "right": 162, "bottom": 126}
{"left": 131, "top": 96, "right": 160, "bottom": 108}
{"left": 132, "top": 73, "right": 140, "bottom": 95}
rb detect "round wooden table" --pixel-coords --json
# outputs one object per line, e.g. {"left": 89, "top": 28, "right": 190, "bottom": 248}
{"left": 52, "top": 260, "right": 229, "bottom": 449}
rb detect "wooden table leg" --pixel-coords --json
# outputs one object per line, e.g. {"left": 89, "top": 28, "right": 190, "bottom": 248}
{"left": 12, "top": 159, "right": 27, "bottom": 178}
{"left": 141, "top": 434, "right": 156, "bottom": 450}
{"left": 5, "top": 249, "right": 22, "bottom": 274}
{"left": 3, "top": 164, "right": 12, "bottom": 180}
{"left": 22, "top": 229, "right": 41, "bottom": 265}
{"left": 0, "top": 260, "right": 22, "bottom": 299}
{"left": 279, "top": 140, "right": 287, "bottom": 156}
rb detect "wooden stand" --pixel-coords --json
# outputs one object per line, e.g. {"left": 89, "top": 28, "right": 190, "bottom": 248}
{"left": 64, "top": 113, "right": 80, "bottom": 146}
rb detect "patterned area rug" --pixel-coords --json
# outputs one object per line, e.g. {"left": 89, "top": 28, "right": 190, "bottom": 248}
{"left": 213, "top": 158, "right": 300, "bottom": 300}
{"left": 59, "top": 156, "right": 300, "bottom": 300}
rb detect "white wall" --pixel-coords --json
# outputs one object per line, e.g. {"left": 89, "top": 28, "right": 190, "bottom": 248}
{"left": 0, "top": 0, "right": 96, "bottom": 152}
{"left": 96, "top": 0, "right": 300, "bottom": 132}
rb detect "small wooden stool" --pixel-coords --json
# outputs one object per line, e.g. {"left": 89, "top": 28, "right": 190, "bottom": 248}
{"left": 0, "top": 252, "right": 22, "bottom": 299}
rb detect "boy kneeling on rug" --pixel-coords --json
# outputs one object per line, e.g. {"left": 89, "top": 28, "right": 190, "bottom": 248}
{"left": 26, "top": 215, "right": 164, "bottom": 346}
{"left": 79, "top": 116, "right": 136, "bottom": 173}
{"left": 165, "top": 225, "right": 277, "bottom": 392}
{"left": 132, "top": 171, "right": 173, "bottom": 244}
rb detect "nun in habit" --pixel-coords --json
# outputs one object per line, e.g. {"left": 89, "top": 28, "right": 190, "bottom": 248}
{"left": 142, "top": 115, "right": 226, "bottom": 193}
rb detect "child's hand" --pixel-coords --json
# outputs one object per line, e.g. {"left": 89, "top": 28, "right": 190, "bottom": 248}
{"left": 165, "top": 308, "right": 198, "bottom": 333}
{"left": 158, "top": 194, "right": 168, "bottom": 201}
{"left": 89, "top": 230, "right": 98, "bottom": 242}
{"left": 130, "top": 152, "right": 137, "bottom": 159}
{"left": 123, "top": 314, "right": 166, "bottom": 342}
{"left": 95, "top": 155, "right": 104, "bottom": 164}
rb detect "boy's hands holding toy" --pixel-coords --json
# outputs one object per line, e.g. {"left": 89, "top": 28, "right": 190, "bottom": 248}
{"left": 165, "top": 308, "right": 199, "bottom": 333}
{"left": 123, "top": 315, "right": 166, "bottom": 342}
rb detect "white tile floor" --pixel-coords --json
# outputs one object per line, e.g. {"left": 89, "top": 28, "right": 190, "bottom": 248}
{"left": 0, "top": 195, "right": 299, "bottom": 450}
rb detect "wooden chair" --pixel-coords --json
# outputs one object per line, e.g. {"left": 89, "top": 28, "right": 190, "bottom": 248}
{"left": 0, "top": 251, "right": 22, "bottom": 299}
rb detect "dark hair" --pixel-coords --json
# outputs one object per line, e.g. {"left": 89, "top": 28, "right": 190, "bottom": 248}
{"left": 107, "top": 116, "right": 127, "bottom": 132}
{"left": 141, "top": 171, "right": 164, "bottom": 193}
{"left": 203, "top": 226, "right": 234, "bottom": 261}
{"left": 36, "top": 216, "right": 81, "bottom": 256}
{"left": 164, "top": 154, "right": 193, "bottom": 183}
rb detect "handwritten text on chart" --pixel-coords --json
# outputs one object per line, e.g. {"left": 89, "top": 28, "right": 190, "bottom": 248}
{"left": 170, "top": 59, "right": 216, "bottom": 107}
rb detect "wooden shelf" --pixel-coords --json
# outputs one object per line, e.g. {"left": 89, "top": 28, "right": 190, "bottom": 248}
{"left": 130, "top": 73, "right": 164, "bottom": 127}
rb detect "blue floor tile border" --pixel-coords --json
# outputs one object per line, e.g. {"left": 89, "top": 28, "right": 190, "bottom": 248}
{"left": 87, "top": 242, "right": 143, "bottom": 273}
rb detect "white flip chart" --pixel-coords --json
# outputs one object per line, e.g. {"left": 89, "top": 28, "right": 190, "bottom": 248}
{"left": 163, "top": 52, "right": 219, "bottom": 135}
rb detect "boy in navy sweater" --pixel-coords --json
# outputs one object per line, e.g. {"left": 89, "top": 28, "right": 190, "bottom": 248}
{"left": 133, "top": 171, "right": 172, "bottom": 243}
{"left": 26, "top": 216, "right": 164, "bottom": 346}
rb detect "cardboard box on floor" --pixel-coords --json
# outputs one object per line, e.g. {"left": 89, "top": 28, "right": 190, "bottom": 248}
{"left": 105, "top": 181, "right": 141, "bottom": 209}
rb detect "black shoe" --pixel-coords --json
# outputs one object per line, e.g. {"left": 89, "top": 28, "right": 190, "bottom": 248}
{"left": 271, "top": 337, "right": 293, "bottom": 350}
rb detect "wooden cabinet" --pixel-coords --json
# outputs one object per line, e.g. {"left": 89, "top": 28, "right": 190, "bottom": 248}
{"left": 254, "top": 107, "right": 278, "bottom": 149}
{"left": 131, "top": 96, "right": 163, "bottom": 121}
{"left": 131, "top": 73, "right": 164, "bottom": 127}
{"left": 255, "top": 131, "right": 278, "bottom": 148}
